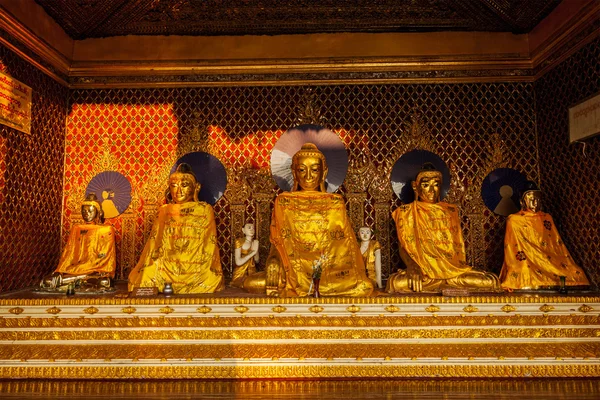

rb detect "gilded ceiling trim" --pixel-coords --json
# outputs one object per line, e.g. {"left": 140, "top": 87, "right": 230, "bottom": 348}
{"left": 0, "top": 4, "right": 597, "bottom": 87}
{"left": 0, "top": 7, "right": 69, "bottom": 86}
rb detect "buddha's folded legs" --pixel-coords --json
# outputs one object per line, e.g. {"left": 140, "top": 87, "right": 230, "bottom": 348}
{"left": 385, "top": 271, "right": 443, "bottom": 293}
{"left": 386, "top": 270, "right": 501, "bottom": 293}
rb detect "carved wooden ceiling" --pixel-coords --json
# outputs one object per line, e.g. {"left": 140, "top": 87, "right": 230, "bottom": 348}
{"left": 34, "top": 0, "right": 562, "bottom": 40}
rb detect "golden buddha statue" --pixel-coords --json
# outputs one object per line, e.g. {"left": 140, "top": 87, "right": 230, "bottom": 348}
{"left": 230, "top": 223, "right": 259, "bottom": 289}
{"left": 128, "top": 163, "right": 224, "bottom": 294}
{"left": 247, "top": 143, "right": 374, "bottom": 297}
{"left": 386, "top": 163, "right": 500, "bottom": 293}
{"left": 499, "top": 182, "right": 589, "bottom": 290}
{"left": 40, "top": 194, "right": 116, "bottom": 292}
{"left": 359, "top": 226, "right": 382, "bottom": 289}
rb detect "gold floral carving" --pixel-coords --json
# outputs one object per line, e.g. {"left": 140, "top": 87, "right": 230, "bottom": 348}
{"left": 8, "top": 307, "right": 24, "bottom": 315}
{"left": 404, "top": 112, "right": 434, "bottom": 153}
{"left": 1, "top": 364, "right": 600, "bottom": 379}
{"left": 309, "top": 305, "right": 324, "bottom": 314}
{"left": 272, "top": 305, "right": 287, "bottom": 314}
{"left": 385, "top": 305, "right": 400, "bottom": 313}
{"left": 197, "top": 306, "right": 212, "bottom": 314}
{"left": 0, "top": 328, "right": 596, "bottom": 342}
{"left": 425, "top": 305, "right": 441, "bottom": 313}
{"left": 45, "top": 307, "right": 61, "bottom": 315}
{"left": 159, "top": 306, "right": 175, "bottom": 315}
{"left": 539, "top": 304, "right": 555, "bottom": 313}
{"left": 121, "top": 306, "right": 137, "bottom": 314}
{"left": 346, "top": 305, "right": 361, "bottom": 314}
{"left": 296, "top": 88, "right": 325, "bottom": 126}
{"left": 234, "top": 305, "right": 249, "bottom": 314}
{"left": 579, "top": 304, "right": 594, "bottom": 313}
{"left": 1, "top": 314, "right": 597, "bottom": 329}
{"left": 462, "top": 305, "right": 479, "bottom": 313}
{"left": 83, "top": 307, "right": 99, "bottom": 315}
{"left": 501, "top": 305, "right": 517, "bottom": 313}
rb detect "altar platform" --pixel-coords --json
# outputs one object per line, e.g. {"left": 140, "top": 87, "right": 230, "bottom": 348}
{"left": 1, "top": 283, "right": 599, "bottom": 379}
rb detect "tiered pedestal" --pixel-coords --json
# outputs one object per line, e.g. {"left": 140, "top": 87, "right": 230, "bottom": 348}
{"left": 1, "top": 288, "right": 599, "bottom": 379}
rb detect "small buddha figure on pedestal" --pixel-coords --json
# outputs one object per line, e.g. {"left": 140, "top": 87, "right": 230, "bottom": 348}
{"left": 499, "top": 182, "right": 590, "bottom": 290}
{"left": 230, "top": 223, "right": 259, "bottom": 289}
{"left": 246, "top": 143, "right": 373, "bottom": 297}
{"left": 386, "top": 163, "right": 500, "bottom": 293}
{"left": 359, "top": 227, "right": 382, "bottom": 289}
{"left": 128, "top": 163, "right": 224, "bottom": 294}
{"left": 40, "top": 194, "right": 116, "bottom": 292}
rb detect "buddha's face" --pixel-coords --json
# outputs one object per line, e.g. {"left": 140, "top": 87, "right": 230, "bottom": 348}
{"left": 242, "top": 223, "right": 255, "bottom": 237}
{"left": 359, "top": 227, "right": 372, "bottom": 242}
{"left": 169, "top": 173, "right": 198, "bottom": 204}
{"left": 81, "top": 205, "right": 98, "bottom": 223}
{"left": 522, "top": 191, "right": 542, "bottom": 212}
{"left": 293, "top": 154, "right": 326, "bottom": 192}
{"left": 413, "top": 176, "right": 441, "bottom": 203}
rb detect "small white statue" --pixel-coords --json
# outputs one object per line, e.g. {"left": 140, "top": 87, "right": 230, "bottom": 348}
{"left": 231, "top": 223, "right": 260, "bottom": 288}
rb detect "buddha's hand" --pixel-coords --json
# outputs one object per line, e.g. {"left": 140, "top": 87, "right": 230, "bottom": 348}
{"left": 406, "top": 266, "right": 423, "bottom": 293}
{"left": 251, "top": 240, "right": 259, "bottom": 252}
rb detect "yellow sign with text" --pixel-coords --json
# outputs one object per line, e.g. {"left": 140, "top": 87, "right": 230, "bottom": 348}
{"left": 0, "top": 71, "right": 32, "bottom": 134}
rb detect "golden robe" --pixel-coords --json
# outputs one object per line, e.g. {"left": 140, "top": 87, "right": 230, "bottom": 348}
{"left": 270, "top": 191, "right": 373, "bottom": 297}
{"left": 230, "top": 238, "right": 257, "bottom": 288}
{"left": 393, "top": 201, "right": 471, "bottom": 279}
{"left": 499, "top": 211, "right": 589, "bottom": 289}
{"left": 55, "top": 224, "right": 116, "bottom": 277}
{"left": 361, "top": 240, "right": 381, "bottom": 285}
{"left": 128, "top": 201, "right": 224, "bottom": 294}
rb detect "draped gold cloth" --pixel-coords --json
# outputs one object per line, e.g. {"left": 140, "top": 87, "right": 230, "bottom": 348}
{"left": 55, "top": 224, "right": 116, "bottom": 277}
{"left": 499, "top": 211, "right": 589, "bottom": 289}
{"left": 230, "top": 238, "right": 257, "bottom": 288}
{"left": 128, "top": 202, "right": 224, "bottom": 294}
{"left": 270, "top": 191, "right": 374, "bottom": 297}
{"left": 362, "top": 240, "right": 381, "bottom": 285}
{"left": 393, "top": 201, "right": 472, "bottom": 280}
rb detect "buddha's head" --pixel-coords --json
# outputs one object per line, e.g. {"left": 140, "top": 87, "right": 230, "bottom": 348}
{"left": 520, "top": 181, "right": 542, "bottom": 212}
{"left": 81, "top": 193, "right": 104, "bottom": 224}
{"left": 242, "top": 223, "right": 255, "bottom": 238}
{"left": 359, "top": 226, "right": 373, "bottom": 242}
{"left": 291, "top": 143, "right": 328, "bottom": 192}
{"left": 166, "top": 163, "right": 200, "bottom": 204}
{"left": 412, "top": 162, "right": 442, "bottom": 204}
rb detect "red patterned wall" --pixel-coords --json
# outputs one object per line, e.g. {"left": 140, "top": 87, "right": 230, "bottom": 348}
{"left": 535, "top": 37, "right": 600, "bottom": 287}
{"left": 0, "top": 44, "right": 68, "bottom": 292}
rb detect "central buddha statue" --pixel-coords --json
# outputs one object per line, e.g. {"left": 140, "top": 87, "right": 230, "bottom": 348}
{"left": 386, "top": 163, "right": 500, "bottom": 293}
{"left": 128, "top": 163, "right": 224, "bottom": 294}
{"left": 247, "top": 143, "right": 373, "bottom": 297}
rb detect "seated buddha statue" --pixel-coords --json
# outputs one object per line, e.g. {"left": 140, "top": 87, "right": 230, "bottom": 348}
{"left": 230, "top": 222, "right": 259, "bottom": 289}
{"left": 359, "top": 226, "right": 382, "bottom": 289}
{"left": 246, "top": 143, "right": 374, "bottom": 297}
{"left": 40, "top": 193, "right": 116, "bottom": 292}
{"left": 386, "top": 163, "right": 500, "bottom": 293}
{"left": 499, "top": 182, "right": 589, "bottom": 290}
{"left": 128, "top": 163, "right": 224, "bottom": 294}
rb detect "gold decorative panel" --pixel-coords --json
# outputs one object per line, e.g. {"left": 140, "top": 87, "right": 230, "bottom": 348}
{"left": 0, "top": 44, "right": 68, "bottom": 292}
{"left": 535, "top": 37, "right": 600, "bottom": 287}
{"left": 65, "top": 82, "right": 539, "bottom": 284}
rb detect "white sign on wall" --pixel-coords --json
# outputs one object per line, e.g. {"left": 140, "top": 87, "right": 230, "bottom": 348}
{"left": 569, "top": 92, "right": 600, "bottom": 143}
{"left": 0, "top": 71, "right": 32, "bottom": 134}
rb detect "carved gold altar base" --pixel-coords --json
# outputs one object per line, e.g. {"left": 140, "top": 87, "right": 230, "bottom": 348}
{"left": 1, "top": 288, "right": 600, "bottom": 379}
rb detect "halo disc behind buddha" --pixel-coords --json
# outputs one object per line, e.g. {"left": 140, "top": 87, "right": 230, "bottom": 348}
{"left": 481, "top": 168, "right": 527, "bottom": 216}
{"left": 391, "top": 150, "right": 451, "bottom": 203}
{"left": 85, "top": 171, "right": 132, "bottom": 218}
{"left": 171, "top": 152, "right": 227, "bottom": 205}
{"left": 270, "top": 124, "right": 348, "bottom": 192}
